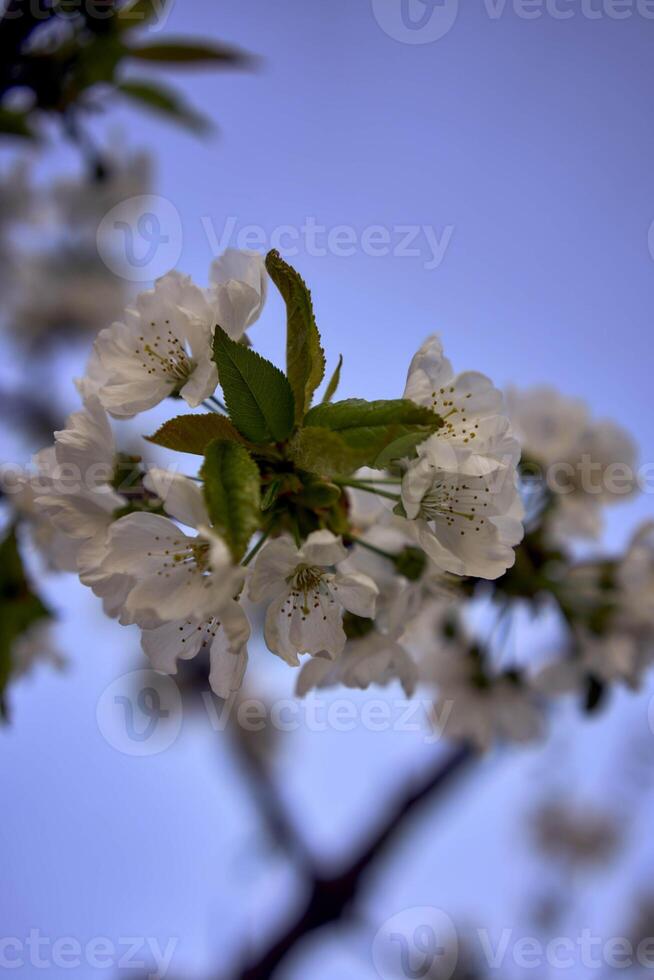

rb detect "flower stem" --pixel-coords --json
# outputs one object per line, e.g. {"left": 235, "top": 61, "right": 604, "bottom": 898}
{"left": 290, "top": 516, "right": 302, "bottom": 549}
{"left": 345, "top": 534, "right": 397, "bottom": 562}
{"left": 242, "top": 526, "right": 273, "bottom": 567}
{"left": 336, "top": 479, "right": 400, "bottom": 502}
{"left": 348, "top": 477, "right": 401, "bottom": 485}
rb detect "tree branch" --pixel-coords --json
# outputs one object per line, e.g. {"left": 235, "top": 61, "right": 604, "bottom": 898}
{"left": 232, "top": 743, "right": 475, "bottom": 980}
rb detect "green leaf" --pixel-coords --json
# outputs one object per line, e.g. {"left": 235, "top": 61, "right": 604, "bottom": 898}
{"left": 261, "top": 477, "right": 284, "bottom": 512}
{"left": 287, "top": 427, "right": 357, "bottom": 477}
{"left": 73, "top": 35, "right": 126, "bottom": 88}
{"left": 146, "top": 414, "right": 249, "bottom": 455}
{"left": 321, "top": 355, "right": 343, "bottom": 404}
{"left": 201, "top": 441, "right": 261, "bottom": 561}
{"left": 117, "top": 80, "right": 210, "bottom": 133}
{"left": 265, "top": 250, "right": 325, "bottom": 423}
{"left": 116, "top": 0, "right": 162, "bottom": 31}
{"left": 298, "top": 480, "right": 342, "bottom": 509}
{"left": 213, "top": 326, "right": 295, "bottom": 444}
{"left": 303, "top": 399, "right": 443, "bottom": 469}
{"left": 126, "top": 38, "right": 251, "bottom": 66}
{"left": 374, "top": 430, "right": 438, "bottom": 468}
{"left": 0, "top": 528, "right": 52, "bottom": 719}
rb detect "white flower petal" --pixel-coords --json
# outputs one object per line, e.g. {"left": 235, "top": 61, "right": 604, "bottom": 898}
{"left": 302, "top": 529, "right": 348, "bottom": 567}
{"left": 94, "top": 276, "right": 215, "bottom": 417}
{"left": 101, "top": 512, "right": 193, "bottom": 576}
{"left": 180, "top": 358, "right": 218, "bottom": 408}
{"left": 402, "top": 439, "right": 524, "bottom": 580}
{"left": 248, "top": 536, "right": 299, "bottom": 602}
{"left": 141, "top": 618, "right": 205, "bottom": 674}
{"left": 332, "top": 571, "right": 378, "bottom": 619}
{"left": 36, "top": 487, "right": 122, "bottom": 540}
{"left": 144, "top": 469, "right": 209, "bottom": 529}
{"left": 208, "top": 601, "right": 250, "bottom": 698}
{"left": 264, "top": 590, "right": 346, "bottom": 664}
{"left": 53, "top": 395, "right": 116, "bottom": 485}
{"left": 209, "top": 248, "right": 267, "bottom": 335}
{"left": 125, "top": 563, "right": 218, "bottom": 626}
{"left": 295, "top": 656, "right": 333, "bottom": 696}
{"left": 403, "top": 334, "right": 454, "bottom": 404}
{"left": 76, "top": 533, "right": 134, "bottom": 623}
{"left": 98, "top": 377, "right": 172, "bottom": 418}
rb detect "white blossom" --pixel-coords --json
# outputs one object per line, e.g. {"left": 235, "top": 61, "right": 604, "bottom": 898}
{"left": 533, "top": 529, "right": 654, "bottom": 694}
{"left": 13, "top": 249, "right": 128, "bottom": 345}
{"left": 404, "top": 334, "right": 521, "bottom": 470}
{"left": 11, "top": 469, "right": 79, "bottom": 572}
{"left": 51, "top": 393, "right": 118, "bottom": 487}
{"left": 32, "top": 397, "right": 135, "bottom": 617}
{"left": 296, "top": 584, "right": 418, "bottom": 696}
{"left": 141, "top": 598, "right": 250, "bottom": 700}
{"left": 533, "top": 629, "right": 651, "bottom": 692}
{"left": 424, "top": 643, "right": 544, "bottom": 750}
{"left": 618, "top": 522, "right": 654, "bottom": 605}
{"left": 91, "top": 250, "right": 267, "bottom": 418}
{"left": 508, "top": 386, "right": 637, "bottom": 540}
{"left": 209, "top": 247, "right": 267, "bottom": 338}
{"left": 579, "top": 630, "right": 648, "bottom": 687}
{"left": 34, "top": 397, "right": 125, "bottom": 543}
{"left": 401, "top": 437, "right": 524, "bottom": 579}
{"left": 401, "top": 335, "right": 523, "bottom": 578}
{"left": 93, "top": 271, "right": 217, "bottom": 417}
{"left": 532, "top": 801, "right": 620, "bottom": 867}
{"left": 506, "top": 385, "right": 589, "bottom": 467}
{"left": 248, "top": 531, "right": 378, "bottom": 665}
{"left": 98, "top": 470, "right": 244, "bottom": 628}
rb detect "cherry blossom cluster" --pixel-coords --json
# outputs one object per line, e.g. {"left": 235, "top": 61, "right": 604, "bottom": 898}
{"left": 9, "top": 247, "right": 652, "bottom": 746}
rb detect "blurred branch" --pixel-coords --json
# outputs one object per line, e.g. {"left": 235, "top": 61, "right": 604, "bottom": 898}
{"left": 227, "top": 720, "right": 315, "bottom": 872}
{"left": 232, "top": 744, "right": 474, "bottom": 980}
